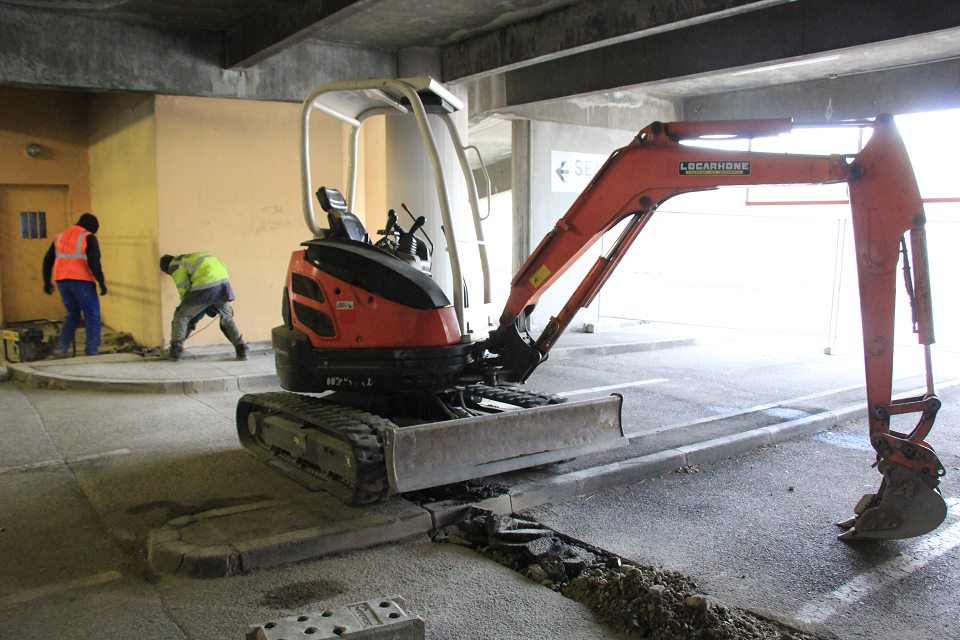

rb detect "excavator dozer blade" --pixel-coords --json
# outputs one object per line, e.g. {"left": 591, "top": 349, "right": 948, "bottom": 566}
{"left": 837, "top": 461, "right": 947, "bottom": 541}
{"left": 383, "top": 395, "right": 626, "bottom": 493}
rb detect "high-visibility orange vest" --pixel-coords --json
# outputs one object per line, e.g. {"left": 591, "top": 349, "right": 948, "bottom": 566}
{"left": 53, "top": 225, "right": 96, "bottom": 282}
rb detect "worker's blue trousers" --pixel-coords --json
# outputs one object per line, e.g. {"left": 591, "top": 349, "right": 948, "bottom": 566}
{"left": 57, "top": 280, "right": 101, "bottom": 355}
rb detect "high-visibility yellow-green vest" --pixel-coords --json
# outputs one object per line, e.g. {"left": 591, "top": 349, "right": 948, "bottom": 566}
{"left": 170, "top": 252, "right": 230, "bottom": 300}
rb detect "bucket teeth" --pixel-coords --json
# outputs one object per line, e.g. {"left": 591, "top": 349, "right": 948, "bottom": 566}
{"left": 838, "top": 462, "right": 947, "bottom": 541}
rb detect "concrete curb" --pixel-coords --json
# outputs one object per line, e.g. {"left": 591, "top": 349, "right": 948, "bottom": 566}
{"left": 551, "top": 337, "right": 696, "bottom": 359}
{"left": 147, "top": 404, "right": 863, "bottom": 578}
{"left": 147, "top": 495, "right": 433, "bottom": 578}
{"left": 6, "top": 338, "right": 690, "bottom": 394}
{"left": 8, "top": 364, "right": 278, "bottom": 394}
{"left": 507, "top": 404, "right": 864, "bottom": 512}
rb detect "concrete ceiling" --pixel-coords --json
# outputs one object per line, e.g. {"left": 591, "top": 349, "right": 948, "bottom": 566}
{"left": 0, "top": 0, "right": 585, "bottom": 67}
{"left": 2, "top": 0, "right": 959, "bottom": 163}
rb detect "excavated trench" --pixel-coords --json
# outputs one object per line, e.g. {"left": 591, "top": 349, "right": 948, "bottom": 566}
{"left": 403, "top": 479, "right": 511, "bottom": 505}
{"left": 429, "top": 505, "right": 835, "bottom": 640}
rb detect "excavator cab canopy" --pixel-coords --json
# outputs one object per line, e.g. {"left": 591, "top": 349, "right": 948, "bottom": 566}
{"left": 297, "top": 77, "right": 491, "bottom": 335}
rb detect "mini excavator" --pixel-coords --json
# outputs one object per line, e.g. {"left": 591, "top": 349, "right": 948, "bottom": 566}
{"left": 237, "top": 78, "right": 946, "bottom": 541}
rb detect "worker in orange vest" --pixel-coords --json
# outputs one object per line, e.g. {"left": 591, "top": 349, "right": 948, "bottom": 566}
{"left": 42, "top": 213, "right": 108, "bottom": 356}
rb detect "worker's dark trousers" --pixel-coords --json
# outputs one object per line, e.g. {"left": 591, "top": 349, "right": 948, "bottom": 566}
{"left": 56, "top": 280, "right": 101, "bottom": 355}
{"left": 171, "top": 300, "right": 243, "bottom": 347}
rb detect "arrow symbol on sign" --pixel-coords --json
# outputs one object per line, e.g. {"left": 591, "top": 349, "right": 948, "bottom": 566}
{"left": 555, "top": 161, "right": 569, "bottom": 182}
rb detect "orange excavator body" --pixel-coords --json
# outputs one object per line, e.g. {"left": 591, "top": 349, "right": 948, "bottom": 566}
{"left": 238, "top": 75, "right": 944, "bottom": 541}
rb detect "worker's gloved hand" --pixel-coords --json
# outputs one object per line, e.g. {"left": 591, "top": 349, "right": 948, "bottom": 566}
{"left": 44, "top": 283, "right": 55, "bottom": 295}
{"left": 99, "top": 283, "right": 108, "bottom": 296}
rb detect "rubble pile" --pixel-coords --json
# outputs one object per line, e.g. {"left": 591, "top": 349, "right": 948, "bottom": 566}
{"left": 433, "top": 510, "right": 825, "bottom": 640}
{"left": 565, "top": 564, "right": 820, "bottom": 640}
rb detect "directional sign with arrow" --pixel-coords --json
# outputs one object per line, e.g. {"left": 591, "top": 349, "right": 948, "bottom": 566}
{"left": 550, "top": 150, "right": 608, "bottom": 193}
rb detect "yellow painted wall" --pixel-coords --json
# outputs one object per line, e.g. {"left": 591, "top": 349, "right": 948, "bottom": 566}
{"left": 0, "top": 87, "right": 92, "bottom": 326}
{"left": 87, "top": 93, "right": 162, "bottom": 346}
{"left": 154, "top": 95, "right": 357, "bottom": 346}
{"left": 1, "top": 88, "right": 388, "bottom": 348}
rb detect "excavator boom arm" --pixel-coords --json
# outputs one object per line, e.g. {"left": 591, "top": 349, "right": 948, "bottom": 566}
{"left": 486, "top": 114, "right": 945, "bottom": 540}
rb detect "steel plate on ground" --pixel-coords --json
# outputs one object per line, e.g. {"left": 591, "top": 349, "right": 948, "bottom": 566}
{"left": 383, "top": 395, "right": 626, "bottom": 493}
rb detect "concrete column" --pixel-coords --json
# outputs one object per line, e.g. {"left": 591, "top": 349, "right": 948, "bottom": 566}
{"left": 383, "top": 49, "right": 482, "bottom": 331}
{"left": 511, "top": 119, "right": 532, "bottom": 276}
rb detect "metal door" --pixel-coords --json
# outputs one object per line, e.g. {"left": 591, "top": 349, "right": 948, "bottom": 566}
{"left": 0, "top": 185, "right": 69, "bottom": 323}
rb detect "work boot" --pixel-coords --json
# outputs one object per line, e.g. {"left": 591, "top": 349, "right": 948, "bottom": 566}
{"left": 235, "top": 342, "right": 249, "bottom": 361}
{"left": 169, "top": 342, "right": 183, "bottom": 361}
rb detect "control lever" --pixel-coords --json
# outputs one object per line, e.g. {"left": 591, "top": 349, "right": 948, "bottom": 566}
{"left": 401, "top": 203, "right": 434, "bottom": 255}
{"left": 378, "top": 209, "right": 398, "bottom": 236}
{"left": 409, "top": 216, "right": 426, "bottom": 235}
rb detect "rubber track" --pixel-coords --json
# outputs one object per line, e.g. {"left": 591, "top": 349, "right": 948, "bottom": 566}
{"left": 238, "top": 392, "right": 392, "bottom": 505}
{"left": 464, "top": 383, "right": 566, "bottom": 408}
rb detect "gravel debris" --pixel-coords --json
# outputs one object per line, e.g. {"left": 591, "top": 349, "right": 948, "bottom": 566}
{"left": 564, "top": 563, "right": 821, "bottom": 640}
{"left": 676, "top": 466, "right": 702, "bottom": 474}
{"left": 434, "top": 509, "right": 828, "bottom": 640}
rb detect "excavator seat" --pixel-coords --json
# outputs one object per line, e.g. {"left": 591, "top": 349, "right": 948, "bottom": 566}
{"left": 316, "top": 186, "right": 370, "bottom": 243}
{"left": 328, "top": 211, "right": 369, "bottom": 243}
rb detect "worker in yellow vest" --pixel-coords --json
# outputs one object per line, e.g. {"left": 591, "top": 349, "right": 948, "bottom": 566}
{"left": 42, "top": 213, "right": 107, "bottom": 356}
{"left": 160, "top": 252, "right": 248, "bottom": 361}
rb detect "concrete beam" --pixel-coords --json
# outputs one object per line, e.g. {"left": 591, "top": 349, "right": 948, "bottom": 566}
{"left": 0, "top": 5, "right": 394, "bottom": 102}
{"left": 466, "top": 74, "right": 678, "bottom": 133}
{"left": 683, "top": 58, "right": 960, "bottom": 121}
{"left": 473, "top": 157, "right": 511, "bottom": 199}
{"left": 498, "top": 0, "right": 960, "bottom": 107}
{"left": 504, "top": 97, "right": 678, "bottom": 133}
{"left": 251, "top": 40, "right": 396, "bottom": 103}
{"left": 441, "top": 0, "right": 789, "bottom": 81}
{"left": 225, "top": 0, "right": 369, "bottom": 69}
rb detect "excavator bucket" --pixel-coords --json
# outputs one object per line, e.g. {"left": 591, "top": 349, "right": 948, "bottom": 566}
{"left": 837, "top": 461, "right": 948, "bottom": 541}
{"left": 383, "top": 395, "right": 626, "bottom": 493}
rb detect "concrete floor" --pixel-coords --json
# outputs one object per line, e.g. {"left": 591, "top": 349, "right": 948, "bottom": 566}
{"left": 1, "top": 326, "right": 958, "bottom": 639}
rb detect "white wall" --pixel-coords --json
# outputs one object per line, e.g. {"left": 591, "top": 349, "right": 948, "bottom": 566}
{"left": 526, "top": 120, "right": 637, "bottom": 331}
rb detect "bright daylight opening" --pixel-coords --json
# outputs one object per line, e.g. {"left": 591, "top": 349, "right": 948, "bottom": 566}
{"left": 597, "top": 108, "right": 960, "bottom": 353}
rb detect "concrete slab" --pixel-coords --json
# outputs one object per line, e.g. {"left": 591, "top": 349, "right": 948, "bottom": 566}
{"left": 4, "top": 326, "right": 695, "bottom": 395}
{"left": 0, "top": 574, "right": 187, "bottom": 640}
{"left": 145, "top": 404, "right": 870, "bottom": 578}
{"left": 148, "top": 494, "right": 433, "bottom": 578}
{"left": 0, "top": 465, "right": 132, "bottom": 591}
{"left": 4, "top": 325, "right": 956, "bottom": 639}
{"left": 157, "top": 537, "right": 616, "bottom": 640}
{"left": 0, "top": 385, "right": 61, "bottom": 469}
{"left": 17, "top": 324, "right": 934, "bottom": 585}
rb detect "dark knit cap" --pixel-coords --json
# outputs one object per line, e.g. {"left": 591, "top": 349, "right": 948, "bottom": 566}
{"left": 77, "top": 213, "right": 99, "bottom": 233}
{"left": 159, "top": 254, "right": 174, "bottom": 273}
